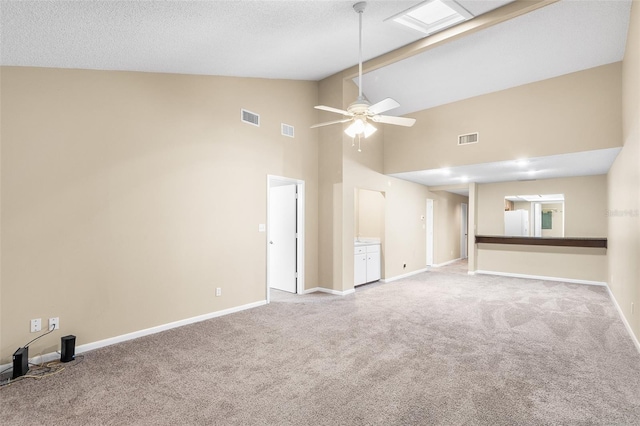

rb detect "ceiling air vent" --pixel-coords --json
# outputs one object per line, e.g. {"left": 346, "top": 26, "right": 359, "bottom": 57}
{"left": 241, "top": 109, "right": 260, "bottom": 127}
{"left": 458, "top": 132, "right": 479, "bottom": 145}
{"left": 281, "top": 123, "right": 295, "bottom": 138}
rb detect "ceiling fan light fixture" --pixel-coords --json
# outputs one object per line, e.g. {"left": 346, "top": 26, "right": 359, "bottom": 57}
{"left": 345, "top": 118, "right": 377, "bottom": 138}
{"left": 363, "top": 121, "right": 377, "bottom": 138}
{"left": 310, "top": 1, "right": 415, "bottom": 150}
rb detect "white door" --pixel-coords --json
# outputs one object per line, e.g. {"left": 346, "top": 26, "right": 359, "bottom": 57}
{"left": 461, "top": 203, "right": 468, "bottom": 259}
{"left": 426, "top": 199, "right": 434, "bottom": 265}
{"left": 366, "top": 245, "right": 381, "bottom": 282}
{"left": 268, "top": 184, "right": 297, "bottom": 293}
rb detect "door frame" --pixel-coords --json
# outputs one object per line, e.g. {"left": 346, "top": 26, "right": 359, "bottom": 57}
{"left": 426, "top": 198, "right": 434, "bottom": 266}
{"left": 460, "top": 203, "right": 468, "bottom": 259}
{"left": 266, "top": 175, "right": 305, "bottom": 303}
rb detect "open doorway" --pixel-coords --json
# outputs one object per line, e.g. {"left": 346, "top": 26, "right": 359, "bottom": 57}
{"left": 267, "top": 176, "right": 305, "bottom": 303}
{"left": 354, "top": 188, "right": 385, "bottom": 285}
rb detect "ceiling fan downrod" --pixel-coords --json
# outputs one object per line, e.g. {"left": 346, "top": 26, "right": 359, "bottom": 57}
{"left": 354, "top": 2, "right": 366, "bottom": 101}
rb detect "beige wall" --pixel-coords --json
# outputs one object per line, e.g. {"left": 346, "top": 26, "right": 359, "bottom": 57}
{"left": 355, "top": 188, "right": 384, "bottom": 240}
{"left": 384, "top": 63, "right": 622, "bottom": 174}
{"left": 315, "top": 76, "right": 433, "bottom": 291}
{"left": 476, "top": 175, "right": 608, "bottom": 282}
{"left": 608, "top": 1, "right": 640, "bottom": 343}
{"left": 428, "top": 191, "right": 469, "bottom": 264}
{"left": 0, "top": 67, "right": 319, "bottom": 364}
{"left": 342, "top": 133, "right": 431, "bottom": 286}
{"left": 317, "top": 73, "right": 345, "bottom": 292}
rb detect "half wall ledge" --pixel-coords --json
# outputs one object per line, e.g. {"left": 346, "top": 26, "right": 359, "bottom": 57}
{"left": 475, "top": 235, "right": 607, "bottom": 249}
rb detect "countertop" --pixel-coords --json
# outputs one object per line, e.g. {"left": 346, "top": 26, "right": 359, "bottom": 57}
{"left": 354, "top": 239, "right": 380, "bottom": 247}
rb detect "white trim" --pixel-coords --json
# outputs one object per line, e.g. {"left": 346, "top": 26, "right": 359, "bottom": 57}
{"left": 303, "top": 287, "right": 355, "bottom": 296}
{"left": 431, "top": 258, "right": 463, "bottom": 268}
{"left": 474, "top": 270, "right": 607, "bottom": 286}
{"left": 606, "top": 286, "right": 640, "bottom": 353}
{"left": 1, "top": 300, "right": 266, "bottom": 373}
{"left": 380, "top": 267, "right": 429, "bottom": 283}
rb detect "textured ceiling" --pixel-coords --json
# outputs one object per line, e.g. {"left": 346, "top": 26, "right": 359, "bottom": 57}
{"left": 0, "top": 1, "right": 515, "bottom": 81}
{"left": 0, "top": 1, "right": 631, "bottom": 108}
{"left": 0, "top": 0, "right": 484, "bottom": 81}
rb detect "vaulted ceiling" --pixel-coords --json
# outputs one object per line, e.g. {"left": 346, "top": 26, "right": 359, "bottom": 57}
{"left": 0, "top": 0, "right": 633, "bottom": 188}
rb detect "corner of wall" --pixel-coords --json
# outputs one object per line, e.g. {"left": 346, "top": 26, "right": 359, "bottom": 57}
{"left": 607, "top": 0, "right": 640, "bottom": 346}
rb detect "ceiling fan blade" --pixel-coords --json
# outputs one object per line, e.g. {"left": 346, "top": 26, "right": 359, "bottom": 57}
{"left": 314, "top": 105, "right": 352, "bottom": 116}
{"left": 310, "top": 118, "right": 352, "bottom": 129}
{"left": 368, "top": 98, "right": 400, "bottom": 115}
{"left": 372, "top": 115, "right": 416, "bottom": 127}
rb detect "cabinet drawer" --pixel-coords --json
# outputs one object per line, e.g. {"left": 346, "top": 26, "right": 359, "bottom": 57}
{"left": 354, "top": 246, "right": 366, "bottom": 255}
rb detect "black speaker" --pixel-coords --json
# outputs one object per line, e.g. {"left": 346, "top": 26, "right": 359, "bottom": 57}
{"left": 12, "top": 347, "right": 29, "bottom": 379}
{"left": 60, "top": 335, "right": 76, "bottom": 363}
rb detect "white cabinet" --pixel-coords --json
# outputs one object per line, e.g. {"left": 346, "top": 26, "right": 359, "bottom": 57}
{"left": 354, "top": 253, "right": 367, "bottom": 285}
{"left": 354, "top": 244, "right": 380, "bottom": 285}
{"left": 366, "top": 244, "right": 381, "bottom": 282}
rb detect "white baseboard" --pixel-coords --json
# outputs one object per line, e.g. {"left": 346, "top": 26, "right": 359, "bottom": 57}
{"left": 380, "top": 267, "right": 429, "bottom": 283}
{"left": 605, "top": 286, "right": 640, "bottom": 354}
{"left": 431, "top": 258, "right": 463, "bottom": 268}
{"left": 1, "top": 299, "right": 267, "bottom": 373}
{"left": 474, "top": 270, "right": 607, "bottom": 287}
{"left": 304, "top": 287, "right": 355, "bottom": 296}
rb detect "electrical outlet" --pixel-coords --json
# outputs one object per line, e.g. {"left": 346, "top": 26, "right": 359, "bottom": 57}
{"left": 30, "top": 318, "right": 42, "bottom": 333}
{"left": 216, "top": 288, "right": 222, "bottom": 297}
{"left": 49, "top": 317, "right": 60, "bottom": 330}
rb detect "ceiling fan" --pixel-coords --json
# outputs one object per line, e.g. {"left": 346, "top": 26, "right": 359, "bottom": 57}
{"left": 311, "top": 1, "right": 416, "bottom": 151}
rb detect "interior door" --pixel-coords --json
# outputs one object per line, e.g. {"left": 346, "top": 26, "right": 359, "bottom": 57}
{"left": 268, "top": 184, "right": 297, "bottom": 293}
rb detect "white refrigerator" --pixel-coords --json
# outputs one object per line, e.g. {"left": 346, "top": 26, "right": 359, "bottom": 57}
{"left": 504, "top": 210, "right": 529, "bottom": 236}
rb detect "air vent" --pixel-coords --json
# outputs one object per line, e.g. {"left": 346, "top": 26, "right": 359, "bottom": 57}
{"left": 241, "top": 109, "right": 260, "bottom": 127}
{"left": 458, "top": 132, "right": 479, "bottom": 145}
{"left": 281, "top": 123, "right": 295, "bottom": 138}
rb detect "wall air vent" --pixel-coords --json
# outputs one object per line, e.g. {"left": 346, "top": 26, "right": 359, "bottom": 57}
{"left": 241, "top": 109, "right": 260, "bottom": 127}
{"left": 458, "top": 132, "right": 479, "bottom": 145}
{"left": 281, "top": 123, "right": 295, "bottom": 138}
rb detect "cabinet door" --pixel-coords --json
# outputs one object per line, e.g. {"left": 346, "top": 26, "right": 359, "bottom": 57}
{"left": 354, "top": 253, "right": 367, "bottom": 285}
{"left": 366, "top": 250, "right": 381, "bottom": 282}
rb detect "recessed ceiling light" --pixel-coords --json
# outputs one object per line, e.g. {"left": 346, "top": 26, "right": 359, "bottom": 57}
{"left": 516, "top": 159, "right": 529, "bottom": 167}
{"left": 441, "top": 168, "right": 451, "bottom": 175}
{"left": 527, "top": 170, "right": 537, "bottom": 175}
{"left": 460, "top": 176, "right": 469, "bottom": 182}
{"left": 386, "top": 0, "right": 473, "bottom": 36}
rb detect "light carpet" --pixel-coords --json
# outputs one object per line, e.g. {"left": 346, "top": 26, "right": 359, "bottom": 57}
{"left": 1, "top": 261, "right": 640, "bottom": 425}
